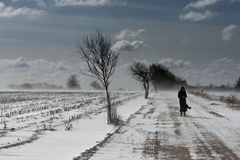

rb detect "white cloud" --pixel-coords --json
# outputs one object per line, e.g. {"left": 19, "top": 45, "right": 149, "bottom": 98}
{"left": 0, "top": 2, "right": 46, "bottom": 18}
{"left": 199, "top": 57, "right": 239, "bottom": 84}
{"left": 222, "top": 24, "right": 238, "bottom": 41}
{"left": 54, "top": 0, "right": 111, "bottom": 7}
{"left": 179, "top": 10, "right": 214, "bottom": 22}
{"left": 12, "top": 0, "right": 121, "bottom": 7}
{"left": 113, "top": 28, "right": 147, "bottom": 52}
{"left": 12, "top": 0, "right": 54, "bottom": 8}
{"left": 14, "top": 57, "right": 30, "bottom": 68}
{"left": 185, "top": 0, "right": 219, "bottom": 9}
{"left": 0, "top": 57, "right": 30, "bottom": 69}
{"left": 159, "top": 58, "right": 191, "bottom": 70}
{"left": 213, "top": 57, "right": 233, "bottom": 64}
{"left": 112, "top": 40, "right": 145, "bottom": 52}
{"left": 116, "top": 29, "right": 146, "bottom": 40}
{"left": 153, "top": 57, "right": 240, "bottom": 86}
{"left": 167, "top": 57, "right": 240, "bottom": 86}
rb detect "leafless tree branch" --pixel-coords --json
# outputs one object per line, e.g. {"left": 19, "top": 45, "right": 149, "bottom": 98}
{"left": 77, "top": 30, "right": 119, "bottom": 124}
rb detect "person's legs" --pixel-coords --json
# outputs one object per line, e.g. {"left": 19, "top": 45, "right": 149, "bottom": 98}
{"left": 180, "top": 112, "right": 182, "bottom": 116}
{"left": 184, "top": 112, "right": 186, "bottom": 116}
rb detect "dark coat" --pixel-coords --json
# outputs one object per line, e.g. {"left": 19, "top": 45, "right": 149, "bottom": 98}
{"left": 178, "top": 90, "right": 188, "bottom": 112}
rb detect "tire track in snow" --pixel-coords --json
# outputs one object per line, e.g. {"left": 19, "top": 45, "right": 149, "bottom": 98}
{"left": 189, "top": 96, "right": 240, "bottom": 138}
{"left": 88, "top": 93, "right": 192, "bottom": 160}
{"left": 188, "top": 96, "right": 240, "bottom": 158}
{"left": 78, "top": 91, "right": 240, "bottom": 160}
{"left": 187, "top": 96, "right": 240, "bottom": 159}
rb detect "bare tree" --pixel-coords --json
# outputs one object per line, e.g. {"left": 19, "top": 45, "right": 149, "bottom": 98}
{"left": 90, "top": 80, "right": 103, "bottom": 90}
{"left": 129, "top": 61, "right": 150, "bottom": 99}
{"left": 77, "top": 31, "right": 119, "bottom": 124}
{"left": 67, "top": 74, "right": 81, "bottom": 89}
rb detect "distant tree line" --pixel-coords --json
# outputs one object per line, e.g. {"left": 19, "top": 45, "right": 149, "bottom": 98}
{"left": 8, "top": 82, "right": 63, "bottom": 90}
{"left": 189, "top": 76, "right": 240, "bottom": 91}
{"left": 235, "top": 77, "right": 240, "bottom": 91}
{"left": 189, "top": 84, "right": 233, "bottom": 91}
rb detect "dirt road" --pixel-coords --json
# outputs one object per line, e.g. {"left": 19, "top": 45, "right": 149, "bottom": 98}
{"left": 85, "top": 91, "right": 240, "bottom": 160}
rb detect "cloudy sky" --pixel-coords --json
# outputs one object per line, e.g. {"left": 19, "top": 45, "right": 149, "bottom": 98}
{"left": 0, "top": 0, "right": 239, "bottom": 89}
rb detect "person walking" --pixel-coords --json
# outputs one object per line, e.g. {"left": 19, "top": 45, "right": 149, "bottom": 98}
{"left": 178, "top": 86, "right": 191, "bottom": 116}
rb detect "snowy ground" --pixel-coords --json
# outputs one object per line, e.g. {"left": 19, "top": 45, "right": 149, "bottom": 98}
{"left": 205, "top": 90, "right": 240, "bottom": 100}
{"left": 1, "top": 90, "right": 240, "bottom": 160}
{"left": 0, "top": 91, "right": 146, "bottom": 160}
{"left": 88, "top": 91, "right": 240, "bottom": 160}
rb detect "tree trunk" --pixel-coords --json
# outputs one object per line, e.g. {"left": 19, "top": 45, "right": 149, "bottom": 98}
{"left": 105, "top": 86, "right": 112, "bottom": 124}
{"left": 155, "top": 81, "right": 158, "bottom": 92}
{"left": 144, "top": 82, "right": 149, "bottom": 99}
{"left": 145, "top": 89, "right": 149, "bottom": 99}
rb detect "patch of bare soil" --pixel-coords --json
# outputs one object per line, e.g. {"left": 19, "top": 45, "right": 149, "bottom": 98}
{"left": 193, "top": 133, "right": 240, "bottom": 160}
{"left": 193, "top": 136, "right": 215, "bottom": 159}
{"left": 174, "top": 129, "right": 181, "bottom": 135}
{"left": 0, "top": 130, "right": 7, "bottom": 137}
{"left": 142, "top": 131, "right": 191, "bottom": 160}
{"left": 193, "top": 122, "right": 240, "bottom": 160}
{"left": 142, "top": 131, "right": 161, "bottom": 159}
{"left": 162, "top": 145, "right": 191, "bottom": 160}
{"left": 168, "top": 103, "right": 181, "bottom": 119}
{"left": 203, "top": 132, "right": 240, "bottom": 160}
{"left": 134, "top": 105, "right": 148, "bottom": 119}
{"left": 210, "top": 102, "right": 220, "bottom": 106}
{"left": 146, "top": 108, "right": 155, "bottom": 115}
{"left": 168, "top": 104, "right": 182, "bottom": 136}
{"left": 208, "top": 111, "right": 224, "bottom": 118}
{"left": 174, "top": 122, "right": 182, "bottom": 136}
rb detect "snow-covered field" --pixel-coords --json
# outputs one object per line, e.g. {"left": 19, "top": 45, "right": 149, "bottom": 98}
{"left": 0, "top": 91, "right": 147, "bottom": 160}
{"left": 1, "top": 90, "right": 240, "bottom": 160}
{"left": 205, "top": 90, "right": 240, "bottom": 100}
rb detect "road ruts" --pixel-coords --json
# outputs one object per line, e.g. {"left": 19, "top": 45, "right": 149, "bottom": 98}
{"left": 81, "top": 91, "right": 240, "bottom": 160}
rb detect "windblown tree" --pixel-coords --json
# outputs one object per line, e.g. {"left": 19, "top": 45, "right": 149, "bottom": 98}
{"left": 67, "top": 74, "right": 81, "bottom": 89}
{"left": 129, "top": 61, "right": 150, "bottom": 99}
{"left": 235, "top": 77, "right": 240, "bottom": 91}
{"left": 149, "top": 63, "right": 187, "bottom": 91}
{"left": 90, "top": 80, "right": 103, "bottom": 90}
{"left": 77, "top": 31, "right": 119, "bottom": 124}
{"left": 130, "top": 62, "right": 187, "bottom": 96}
